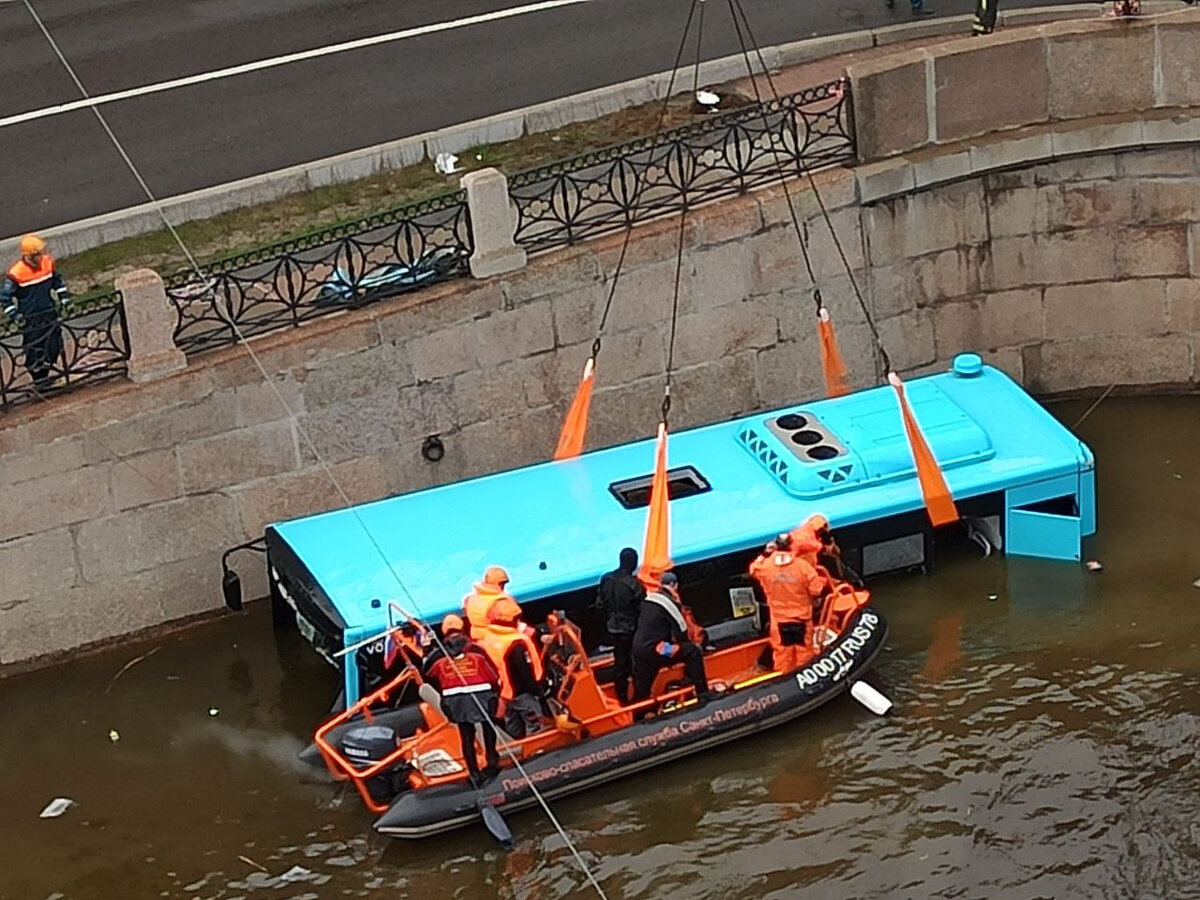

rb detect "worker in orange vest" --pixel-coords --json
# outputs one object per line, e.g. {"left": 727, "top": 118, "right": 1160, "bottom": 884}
{"left": 477, "top": 598, "right": 546, "bottom": 738}
{"left": 463, "top": 565, "right": 514, "bottom": 639}
{"left": 2, "top": 234, "right": 72, "bottom": 391}
{"left": 749, "top": 532, "right": 829, "bottom": 671}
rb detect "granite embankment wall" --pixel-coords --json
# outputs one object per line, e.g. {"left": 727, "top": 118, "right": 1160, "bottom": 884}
{"left": 2, "top": 16, "right": 1199, "bottom": 667}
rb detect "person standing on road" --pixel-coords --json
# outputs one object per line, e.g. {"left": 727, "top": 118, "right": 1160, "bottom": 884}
{"left": 886, "top": 0, "right": 935, "bottom": 17}
{"left": 2, "top": 234, "right": 71, "bottom": 392}
{"left": 973, "top": 0, "right": 998, "bottom": 34}
{"left": 595, "top": 547, "right": 645, "bottom": 705}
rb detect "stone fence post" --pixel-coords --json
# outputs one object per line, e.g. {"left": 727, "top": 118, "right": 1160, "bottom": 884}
{"left": 460, "top": 167, "right": 527, "bottom": 279}
{"left": 114, "top": 268, "right": 187, "bottom": 383}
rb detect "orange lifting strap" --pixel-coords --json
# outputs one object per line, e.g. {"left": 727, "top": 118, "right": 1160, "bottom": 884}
{"left": 637, "top": 422, "right": 674, "bottom": 589}
{"left": 553, "top": 357, "right": 595, "bottom": 460}
{"left": 817, "top": 307, "right": 850, "bottom": 399}
{"left": 888, "top": 372, "right": 959, "bottom": 527}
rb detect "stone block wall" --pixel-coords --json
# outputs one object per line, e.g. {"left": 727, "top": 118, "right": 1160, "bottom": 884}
{"left": 3, "top": 139, "right": 1200, "bottom": 666}
{"left": 850, "top": 13, "right": 1200, "bottom": 162}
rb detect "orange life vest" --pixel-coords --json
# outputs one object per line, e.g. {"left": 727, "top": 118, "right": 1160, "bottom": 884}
{"left": 477, "top": 624, "right": 544, "bottom": 701}
{"left": 463, "top": 583, "right": 512, "bottom": 637}
{"left": 8, "top": 256, "right": 55, "bottom": 287}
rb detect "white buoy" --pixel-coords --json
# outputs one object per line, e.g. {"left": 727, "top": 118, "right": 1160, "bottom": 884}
{"left": 850, "top": 681, "right": 893, "bottom": 716}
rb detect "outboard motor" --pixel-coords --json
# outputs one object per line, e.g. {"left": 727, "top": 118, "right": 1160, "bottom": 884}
{"left": 342, "top": 724, "right": 406, "bottom": 803}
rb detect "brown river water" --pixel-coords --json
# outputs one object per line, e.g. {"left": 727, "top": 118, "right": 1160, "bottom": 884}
{"left": 2, "top": 396, "right": 1198, "bottom": 900}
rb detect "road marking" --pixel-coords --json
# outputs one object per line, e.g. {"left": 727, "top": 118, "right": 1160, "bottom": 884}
{"left": 0, "top": 0, "right": 596, "bottom": 128}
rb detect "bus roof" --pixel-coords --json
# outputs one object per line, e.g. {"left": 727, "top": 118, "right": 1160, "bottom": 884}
{"left": 268, "top": 361, "right": 1091, "bottom": 634}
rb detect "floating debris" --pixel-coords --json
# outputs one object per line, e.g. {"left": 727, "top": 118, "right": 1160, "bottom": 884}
{"left": 108, "top": 729, "right": 120, "bottom": 743}
{"left": 987, "top": 593, "right": 999, "bottom": 601}
{"left": 1086, "top": 560, "right": 1104, "bottom": 572}
{"left": 237, "top": 854, "right": 268, "bottom": 873}
{"left": 105, "top": 645, "right": 160, "bottom": 694}
{"left": 279, "top": 865, "right": 314, "bottom": 883}
{"left": 39, "top": 798, "right": 75, "bottom": 819}
{"left": 1193, "top": 578, "right": 1200, "bottom": 589}
{"left": 208, "top": 707, "right": 220, "bottom": 717}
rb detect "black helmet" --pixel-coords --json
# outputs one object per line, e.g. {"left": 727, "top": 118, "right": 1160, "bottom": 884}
{"left": 775, "top": 533, "right": 793, "bottom": 551}
{"left": 661, "top": 571, "right": 679, "bottom": 587}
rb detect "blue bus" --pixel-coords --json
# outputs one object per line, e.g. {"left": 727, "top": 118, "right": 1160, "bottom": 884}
{"left": 263, "top": 354, "right": 1095, "bottom": 705}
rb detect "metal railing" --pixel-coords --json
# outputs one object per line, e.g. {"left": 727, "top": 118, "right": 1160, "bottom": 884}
{"left": 0, "top": 289, "right": 130, "bottom": 412}
{"left": 165, "top": 191, "right": 473, "bottom": 355}
{"left": 509, "top": 78, "right": 854, "bottom": 254}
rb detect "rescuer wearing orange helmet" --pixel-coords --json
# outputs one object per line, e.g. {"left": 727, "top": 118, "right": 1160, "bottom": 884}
{"left": 477, "top": 597, "right": 546, "bottom": 738}
{"left": 790, "top": 513, "right": 846, "bottom": 580}
{"left": 749, "top": 531, "right": 829, "bottom": 671}
{"left": 2, "top": 234, "right": 72, "bottom": 391}
{"left": 463, "top": 565, "right": 515, "bottom": 639}
{"left": 422, "top": 613, "right": 503, "bottom": 783}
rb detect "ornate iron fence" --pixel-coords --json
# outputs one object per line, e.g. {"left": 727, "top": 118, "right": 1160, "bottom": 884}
{"left": 165, "top": 191, "right": 473, "bottom": 355}
{"left": 509, "top": 78, "right": 854, "bottom": 253}
{"left": 0, "top": 289, "right": 130, "bottom": 412}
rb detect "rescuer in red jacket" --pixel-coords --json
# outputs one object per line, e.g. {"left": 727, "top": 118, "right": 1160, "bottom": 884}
{"left": 423, "top": 614, "right": 503, "bottom": 783}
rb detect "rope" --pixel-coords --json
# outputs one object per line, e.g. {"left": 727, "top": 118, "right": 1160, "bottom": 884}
{"left": 726, "top": 0, "right": 892, "bottom": 373}
{"left": 659, "top": 0, "right": 713, "bottom": 428}
{"left": 20, "top": 2, "right": 609, "bottom": 893}
{"left": 592, "top": 0, "right": 702, "bottom": 356}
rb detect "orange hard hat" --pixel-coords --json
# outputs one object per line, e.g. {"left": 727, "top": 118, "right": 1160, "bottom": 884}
{"left": 488, "top": 597, "right": 522, "bottom": 625}
{"left": 441, "top": 613, "right": 464, "bottom": 634}
{"left": 806, "top": 514, "right": 829, "bottom": 531}
{"left": 482, "top": 565, "right": 510, "bottom": 588}
{"left": 19, "top": 234, "right": 45, "bottom": 256}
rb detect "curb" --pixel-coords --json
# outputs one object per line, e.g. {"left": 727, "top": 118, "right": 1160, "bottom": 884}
{"left": 1, "top": 2, "right": 1181, "bottom": 262}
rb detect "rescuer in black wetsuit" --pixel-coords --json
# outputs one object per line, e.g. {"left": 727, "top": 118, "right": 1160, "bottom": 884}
{"left": 631, "top": 573, "right": 708, "bottom": 709}
{"left": 595, "top": 547, "right": 646, "bottom": 705}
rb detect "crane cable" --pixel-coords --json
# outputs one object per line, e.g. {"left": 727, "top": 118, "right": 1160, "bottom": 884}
{"left": 725, "top": 0, "right": 891, "bottom": 374}
{"left": 554, "top": 0, "right": 705, "bottom": 459}
{"left": 19, "top": 0, "right": 611, "bottom": 893}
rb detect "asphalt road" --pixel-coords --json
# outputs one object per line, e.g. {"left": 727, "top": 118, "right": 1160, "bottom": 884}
{"left": 1, "top": 0, "right": 1078, "bottom": 237}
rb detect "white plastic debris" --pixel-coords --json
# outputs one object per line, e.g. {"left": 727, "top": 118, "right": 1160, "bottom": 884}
{"left": 208, "top": 707, "right": 219, "bottom": 717}
{"left": 108, "top": 729, "right": 120, "bottom": 742}
{"left": 279, "top": 865, "right": 313, "bottom": 883}
{"left": 850, "top": 681, "right": 893, "bottom": 716}
{"left": 1193, "top": 578, "right": 1200, "bottom": 589}
{"left": 696, "top": 89, "right": 721, "bottom": 107}
{"left": 39, "top": 798, "right": 75, "bottom": 819}
{"left": 1085, "top": 560, "right": 1104, "bottom": 572}
{"left": 434, "top": 152, "right": 459, "bottom": 175}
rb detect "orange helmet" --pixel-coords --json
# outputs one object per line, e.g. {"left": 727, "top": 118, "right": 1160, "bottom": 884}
{"left": 488, "top": 597, "right": 522, "bottom": 625}
{"left": 441, "top": 613, "right": 464, "bottom": 634}
{"left": 19, "top": 234, "right": 45, "bottom": 256}
{"left": 482, "top": 565, "right": 510, "bottom": 588}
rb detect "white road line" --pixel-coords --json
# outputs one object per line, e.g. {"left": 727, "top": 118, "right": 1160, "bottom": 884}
{"left": 0, "top": 0, "right": 596, "bottom": 129}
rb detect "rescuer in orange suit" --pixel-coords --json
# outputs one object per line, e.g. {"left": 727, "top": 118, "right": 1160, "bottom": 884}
{"left": 422, "top": 613, "right": 503, "bottom": 783}
{"left": 749, "top": 532, "right": 829, "bottom": 671}
{"left": 463, "top": 565, "right": 514, "bottom": 639}
{"left": 478, "top": 598, "right": 546, "bottom": 738}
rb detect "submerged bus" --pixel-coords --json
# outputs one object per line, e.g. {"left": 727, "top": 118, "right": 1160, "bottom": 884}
{"left": 261, "top": 353, "right": 1095, "bottom": 705}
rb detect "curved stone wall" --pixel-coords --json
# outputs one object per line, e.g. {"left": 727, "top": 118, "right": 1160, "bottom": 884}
{"left": 2, "top": 20, "right": 1198, "bottom": 667}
